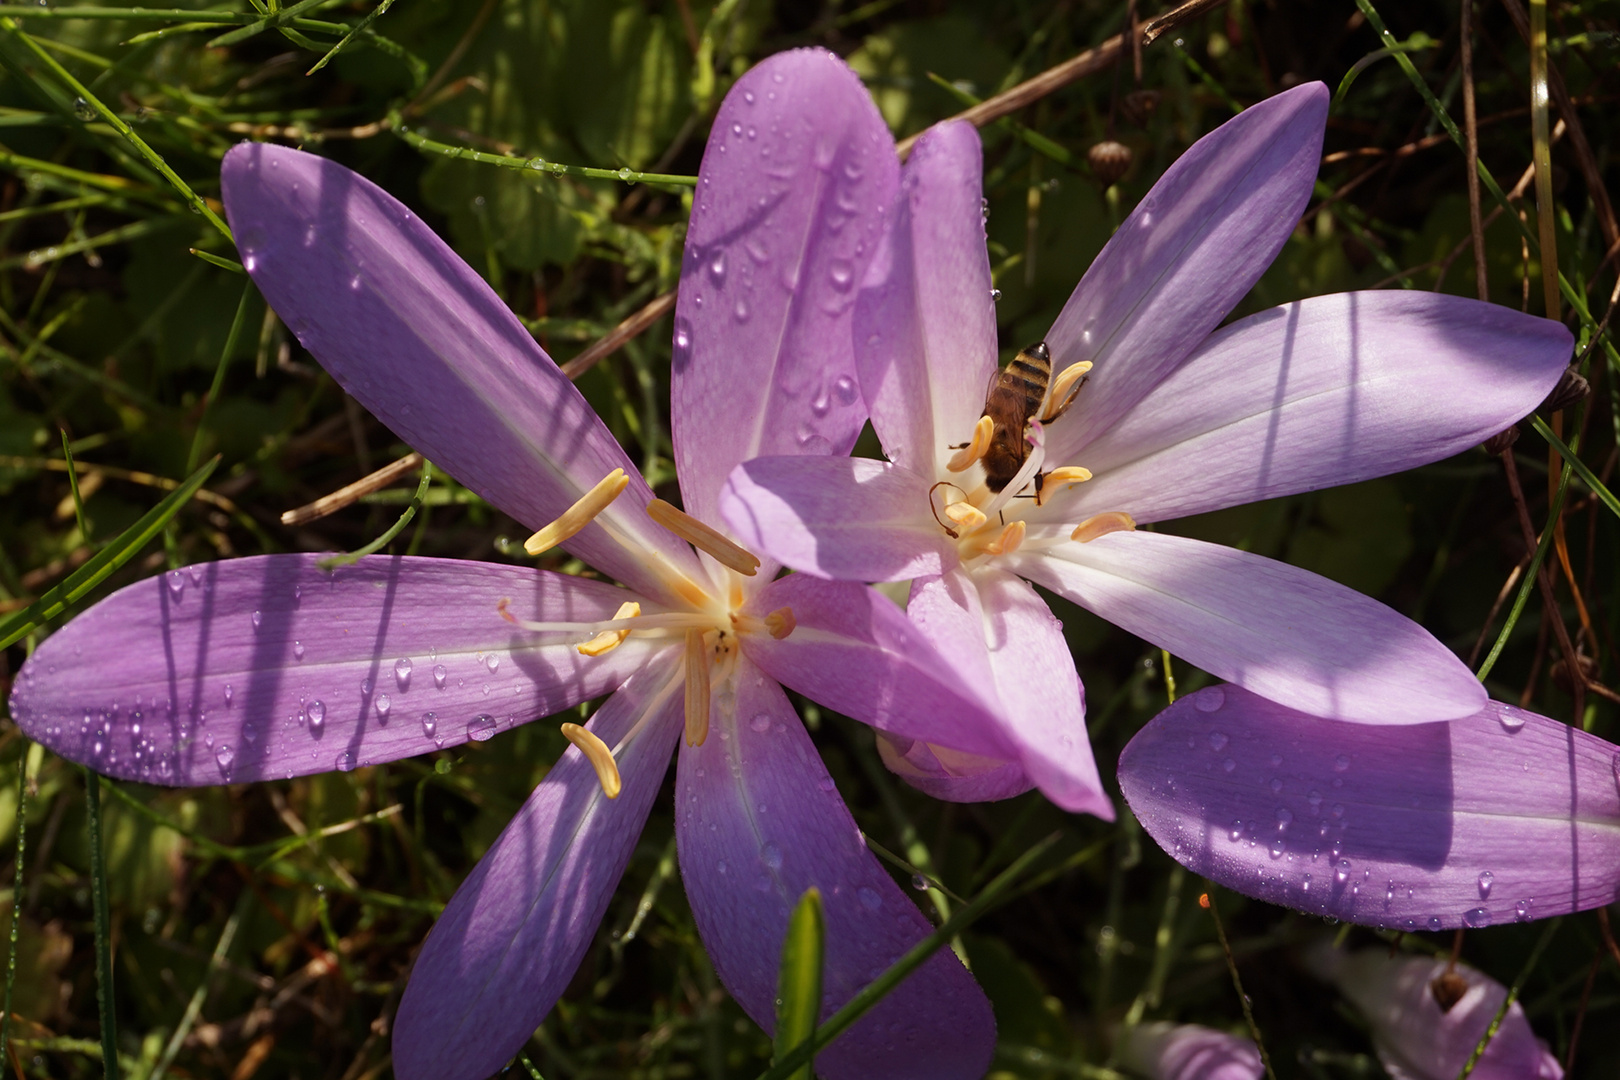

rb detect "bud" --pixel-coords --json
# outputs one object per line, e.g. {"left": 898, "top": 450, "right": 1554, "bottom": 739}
{"left": 1121, "top": 88, "right": 1162, "bottom": 127}
{"left": 1541, "top": 365, "right": 1590, "bottom": 413}
{"left": 1481, "top": 425, "right": 1519, "bottom": 455}
{"left": 1088, "top": 140, "right": 1134, "bottom": 186}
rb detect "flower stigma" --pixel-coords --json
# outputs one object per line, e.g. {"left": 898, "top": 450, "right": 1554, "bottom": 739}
{"left": 560, "top": 722, "right": 621, "bottom": 798}
{"left": 524, "top": 468, "right": 630, "bottom": 555}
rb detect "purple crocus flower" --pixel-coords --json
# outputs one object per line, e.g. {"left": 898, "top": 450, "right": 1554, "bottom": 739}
{"left": 1116, "top": 1021, "right": 1262, "bottom": 1080}
{"left": 9, "top": 50, "right": 1000, "bottom": 1080}
{"left": 718, "top": 83, "right": 1572, "bottom": 811}
{"left": 1305, "top": 942, "right": 1563, "bottom": 1080}
{"left": 1119, "top": 684, "right": 1620, "bottom": 931}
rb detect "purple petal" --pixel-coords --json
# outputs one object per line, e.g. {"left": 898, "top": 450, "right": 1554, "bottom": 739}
{"left": 1043, "top": 83, "right": 1329, "bottom": 465}
{"left": 741, "top": 574, "right": 1011, "bottom": 757}
{"left": 672, "top": 49, "right": 899, "bottom": 526}
{"left": 393, "top": 661, "right": 684, "bottom": 1080}
{"left": 222, "top": 144, "right": 702, "bottom": 604}
{"left": 1042, "top": 292, "right": 1573, "bottom": 525}
{"left": 721, "top": 456, "right": 954, "bottom": 582}
{"left": 1116, "top": 1022, "right": 1262, "bottom": 1080}
{"left": 855, "top": 121, "right": 997, "bottom": 473}
{"left": 1014, "top": 529, "right": 1484, "bottom": 724}
{"left": 9, "top": 555, "right": 667, "bottom": 784}
{"left": 1307, "top": 945, "right": 1563, "bottom": 1080}
{"left": 676, "top": 664, "right": 995, "bottom": 1080}
{"left": 908, "top": 569, "right": 1112, "bottom": 816}
{"left": 875, "top": 734, "right": 1034, "bottom": 803}
{"left": 1119, "top": 685, "right": 1620, "bottom": 931}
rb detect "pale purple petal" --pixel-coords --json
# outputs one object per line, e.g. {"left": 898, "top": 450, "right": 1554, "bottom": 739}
{"left": 1116, "top": 1022, "right": 1262, "bottom": 1080}
{"left": 854, "top": 120, "right": 998, "bottom": 473}
{"left": 676, "top": 666, "right": 996, "bottom": 1080}
{"left": 9, "top": 555, "right": 667, "bottom": 784}
{"left": 1013, "top": 529, "right": 1484, "bottom": 724}
{"left": 721, "top": 457, "right": 954, "bottom": 582}
{"left": 1119, "top": 685, "right": 1620, "bottom": 930}
{"left": 741, "top": 574, "right": 1011, "bottom": 757}
{"left": 1043, "top": 83, "right": 1329, "bottom": 465}
{"left": 908, "top": 569, "right": 1112, "bottom": 816}
{"left": 222, "top": 144, "right": 702, "bottom": 604}
{"left": 393, "top": 661, "right": 684, "bottom": 1080}
{"left": 672, "top": 49, "right": 899, "bottom": 526}
{"left": 875, "top": 734, "right": 1034, "bottom": 803}
{"left": 1307, "top": 945, "right": 1563, "bottom": 1080}
{"left": 1041, "top": 293, "right": 1574, "bottom": 525}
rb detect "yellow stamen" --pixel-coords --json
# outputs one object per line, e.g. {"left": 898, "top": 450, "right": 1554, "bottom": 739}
{"left": 990, "top": 520, "right": 1025, "bottom": 555}
{"left": 577, "top": 601, "right": 642, "bottom": 656}
{"left": 946, "top": 415, "right": 995, "bottom": 472}
{"left": 1042, "top": 361, "right": 1093, "bottom": 420}
{"left": 1071, "top": 511, "right": 1137, "bottom": 543}
{"left": 647, "top": 499, "right": 761, "bottom": 577}
{"left": 684, "top": 629, "right": 711, "bottom": 746}
{"left": 1034, "top": 465, "right": 1092, "bottom": 506}
{"left": 560, "top": 722, "right": 622, "bottom": 798}
{"left": 764, "top": 606, "right": 796, "bottom": 639}
{"left": 525, "top": 469, "right": 630, "bottom": 555}
{"left": 944, "top": 501, "right": 988, "bottom": 532}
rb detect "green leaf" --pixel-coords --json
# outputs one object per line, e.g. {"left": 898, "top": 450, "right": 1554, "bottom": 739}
{"left": 0, "top": 455, "right": 219, "bottom": 649}
{"left": 774, "top": 887, "right": 825, "bottom": 1080}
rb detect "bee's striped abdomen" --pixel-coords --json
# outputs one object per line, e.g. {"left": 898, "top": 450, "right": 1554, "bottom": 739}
{"left": 1002, "top": 340, "right": 1052, "bottom": 417}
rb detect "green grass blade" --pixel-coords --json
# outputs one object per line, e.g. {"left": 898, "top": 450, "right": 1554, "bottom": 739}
{"left": 84, "top": 766, "right": 120, "bottom": 1080}
{"left": 0, "top": 455, "right": 219, "bottom": 649}
{"left": 0, "top": 752, "right": 25, "bottom": 1064}
{"left": 773, "top": 888, "right": 825, "bottom": 1080}
{"left": 306, "top": 0, "right": 395, "bottom": 75}
{"left": 1530, "top": 415, "right": 1619, "bottom": 521}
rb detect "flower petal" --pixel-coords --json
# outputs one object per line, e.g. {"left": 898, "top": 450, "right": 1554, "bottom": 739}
{"left": 721, "top": 456, "right": 954, "bottom": 582}
{"left": 908, "top": 569, "right": 1112, "bottom": 816}
{"left": 874, "top": 734, "right": 1034, "bottom": 803}
{"left": 222, "top": 144, "right": 702, "bottom": 604}
{"left": 1041, "top": 292, "right": 1573, "bottom": 524}
{"left": 9, "top": 555, "right": 667, "bottom": 784}
{"left": 1116, "top": 1022, "right": 1262, "bottom": 1080}
{"left": 1119, "top": 685, "right": 1620, "bottom": 930}
{"left": 1014, "top": 529, "right": 1484, "bottom": 724}
{"left": 392, "top": 660, "right": 683, "bottom": 1080}
{"left": 742, "top": 574, "right": 1011, "bottom": 757}
{"left": 1306, "top": 945, "right": 1563, "bottom": 1080}
{"left": 854, "top": 120, "right": 997, "bottom": 473}
{"left": 676, "top": 665, "right": 996, "bottom": 1080}
{"left": 672, "top": 49, "right": 900, "bottom": 526}
{"left": 1043, "top": 83, "right": 1329, "bottom": 464}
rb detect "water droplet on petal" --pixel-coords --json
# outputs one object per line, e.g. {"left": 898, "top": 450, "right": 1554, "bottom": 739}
{"left": 708, "top": 250, "right": 727, "bottom": 285}
{"left": 1208, "top": 731, "right": 1229, "bottom": 751}
{"left": 1269, "top": 840, "right": 1285, "bottom": 859}
{"left": 292, "top": 640, "right": 305, "bottom": 660}
{"left": 336, "top": 751, "right": 357, "bottom": 772}
{"left": 251, "top": 610, "right": 262, "bottom": 629}
{"left": 223, "top": 684, "right": 234, "bottom": 706}
{"left": 910, "top": 874, "right": 928, "bottom": 891}
{"left": 167, "top": 570, "right": 185, "bottom": 595}
{"left": 1222, "top": 758, "right": 1236, "bottom": 773}
{"left": 1195, "top": 687, "right": 1224, "bottom": 712}
{"left": 1334, "top": 754, "right": 1351, "bottom": 772}
{"left": 467, "top": 714, "right": 498, "bottom": 742}
{"left": 421, "top": 712, "right": 438, "bottom": 738}
{"left": 1498, "top": 706, "right": 1528, "bottom": 732}
{"left": 749, "top": 713, "right": 771, "bottom": 733}
{"left": 375, "top": 694, "right": 391, "bottom": 720}
{"left": 760, "top": 843, "right": 782, "bottom": 870}
{"left": 1477, "top": 870, "right": 1494, "bottom": 898}
{"left": 433, "top": 664, "right": 447, "bottom": 689}
{"left": 828, "top": 259, "right": 854, "bottom": 292}
{"left": 215, "top": 745, "right": 235, "bottom": 774}
{"left": 1515, "top": 899, "right": 1531, "bottom": 921}
{"left": 395, "top": 657, "right": 413, "bottom": 689}
{"left": 1428, "top": 916, "right": 1443, "bottom": 931}
{"left": 1335, "top": 858, "right": 1351, "bottom": 883}
{"left": 834, "top": 375, "right": 858, "bottom": 404}
{"left": 1464, "top": 907, "right": 1492, "bottom": 928}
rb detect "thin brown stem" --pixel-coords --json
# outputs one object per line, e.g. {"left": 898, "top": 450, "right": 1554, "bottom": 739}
{"left": 1461, "top": 0, "right": 1488, "bottom": 299}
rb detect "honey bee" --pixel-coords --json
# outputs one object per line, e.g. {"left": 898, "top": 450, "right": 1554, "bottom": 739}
{"left": 978, "top": 340, "right": 1085, "bottom": 495}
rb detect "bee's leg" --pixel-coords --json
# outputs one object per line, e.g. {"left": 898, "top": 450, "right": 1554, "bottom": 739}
{"left": 1034, "top": 470, "right": 1046, "bottom": 506}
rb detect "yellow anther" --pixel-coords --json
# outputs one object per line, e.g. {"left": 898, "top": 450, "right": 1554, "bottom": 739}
{"left": 577, "top": 601, "right": 642, "bottom": 656}
{"left": 989, "top": 520, "right": 1025, "bottom": 555}
{"left": 943, "top": 501, "right": 988, "bottom": 532}
{"left": 525, "top": 469, "right": 631, "bottom": 555}
{"left": 647, "top": 499, "right": 761, "bottom": 577}
{"left": 560, "top": 722, "right": 622, "bottom": 799}
{"left": 764, "top": 606, "right": 797, "bottom": 640}
{"left": 1042, "top": 361, "right": 1093, "bottom": 420}
{"left": 1070, "top": 511, "right": 1137, "bottom": 543}
{"left": 960, "top": 519, "right": 1025, "bottom": 559}
{"left": 1034, "top": 465, "right": 1092, "bottom": 506}
{"left": 683, "top": 629, "right": 711, "bottom": 747}
{"left": 947, "top": 416, "right": 995, "bottom": 472}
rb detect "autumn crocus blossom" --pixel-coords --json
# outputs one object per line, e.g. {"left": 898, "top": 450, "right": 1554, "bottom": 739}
{"left": 720, "top": 82, "right": 1572, "bottom": 809}
{"left": 1305, "top": 943, "right": 1563, "bottom": 1080}
{"left": 1119, "top": 684, "right": 1620, "bottom": 932}
{"left": 1115, "top": 1022, "right": 1262, "bottom": 1080}
{"left": 9, "top": 51, "right": 1001, "bottom": 1080}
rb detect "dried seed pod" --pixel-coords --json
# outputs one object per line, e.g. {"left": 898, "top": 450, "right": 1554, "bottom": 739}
{"left": 1429, "top": 972, "right": 1469, "bottom": 1013}
{"left": 1481, "top": 425, "right": 1519, "bottom": 455}
{"left": 1121, "top": 89, "right": 1161, "bottom": 127}
{"left": 1550, "top": 652, "right": 1598, "bottom": 693}
{"left": 1540, "top": 365, "right": 1590, "bottom": 413}
{"left": 1088, "top": 140, "right": 1133, "bottom": 186}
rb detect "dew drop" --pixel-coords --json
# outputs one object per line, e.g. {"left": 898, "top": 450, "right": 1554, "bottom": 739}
{"left": 375, "top": 694, "right": 391, "bottom": 719}
{"left": 433, "top": 664, "right": 447, "bottom": 689}
{"left": 292, "top": 640, "right": 305, "bottom": 660}
{"left": 1194, "top": 687, "right": 1224, "bottom": 712}
{"left": 990, "top": 288, "right": 1003, "bottom": 302}
{"left": 1222, "top": 757, "right": 1236, "bottom": 773}
{"left": 1386, "top": 882, "right": 1396, "bottom": 902}
{"left": 833, "top": 375, "right": 858, "bottom": 404}
{"left": 1497, "top": 707, "right": 1528, "bottom": 732}
{"left": 467, "top": 714, "right": 498, "bottom": 742}
{"left": 361, "top": 678, "right": 373, "bottom": 696}
{"left": 708, "top": 250, "right": 727, "bottom": 285}
{"left": 760, "top": 843, "right": 783, "bottom": 870}
{"left": 673, "top": 317, "right": 693, "bottom": 355}
{"left": 1269, "top": 840, "right": 1285, "bottom": 859}
{"left": 1207, "top": 731, "right": 1229, "bottom": 751}
{"left": 1268, "top": 752, "right": 1283, "bottom": 767}
{"left": 1463, "top": 907, "right": 1492, "bottom": 928}
{"left": 485, "top": 654, "right": 500, "bottom": 674}
{"left": 223, "top": 684, "right": 234, "bottom": 706}
{"left": 1334, "top": 754, "right": 1351, "bottom": 772}
{"left": 1301, "top": 873, "right": 1312, "bottom": 893}
{"left": 1229, "top": 819, "right": 1245, "bottom": 841}
{"left": 828, "top": 258, "right": 854, "bottom": 291}
{"left": 336, "top": 751, "right": 357, "bottom": 772}
{"left": 167, "top": 570, "right": 186, "bottom": 595}
{"left": 733, "top": 297, "right": 750, "bottom": 322}
{"left": 307, "top": 700, "right": 326, "bottom": 731}
{"left": 749, "top": 713, "right": 772, "bottom": 733}
{"left": 1427, "top": 916, "right": 1443, "bottom": 931}
{"left": 1331, "top": 803, "right": 1345, "bottom": 820}
{"left": 215, "top": 744, "right": 235, "bottom": 773}
{"left": 1477, "top": 870, "right": 1494, "bottom": 898}
{"left": 1335, "top": 858, "right": 1351, "bottom": 884}
{"left": 1275, "top": 808, "right": 1293, "bottom": 829}
{"left": 421, "top": 712, "right": 438, "bottom": 738}
{"left": 251, "top": 610, "right": 262, "bottom": 629}
{"left": 858, "top": 887, "right": 883, "bottom": 912}
{"left": 911, "top": 874, "right": 928, "bottom": 891}
{"left": 817, "top": 774, "right": 836, "bottom": 792}
{"left": 395, "top": 657, "right": 413, "bottom": 689}
{"left": 1515, "top": 899, "right": 1531, "bottom": 921}
{"left": 717, "top": 860, "right": 728, "bottom": 875}
{"left": 1269, "top": 777, "right": 1283, "bottom": 794}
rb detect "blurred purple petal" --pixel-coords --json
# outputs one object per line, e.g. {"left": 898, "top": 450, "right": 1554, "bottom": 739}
{"left": 1044, "top": 83, "right": 1328, "bottom": 465}
{"left": 672, "top": 49, "right": 899, "bottom": 526}
{"left": 743, "top": 574, "right": 1011, "bottom": 757}
{"left": 393, "top": 662, "right": 684, "bottom": 1080}
{"left": 1014, "top": 529, "right": 1484, "bottom": 724}
{"left": 1306, "top": 944, "right": 1563, "bottom": 1080}
{"left": 1119, "top": 686, "right": 1620, "bottom": 931}
{"left": 875, "top": 734, "right": 1034, "bottom": 802}
{"left": 909, "top": 569, "right": 1112, "bottom": 816}
{"left": 1116, "top": 1022, "right": 1262, "bottom": 1080}
{"left": 10, "top": 555, "right": 666, "bottom": 785}
{"left": 222, "top": 144, "right": 702, "bottom": 604}
{"left": 1042, "top": 292, "right": 1573, "bottom": 525}
{"left": 854, "top": 121, "right": 997, "bottom": 473}
{"left": 676, "top": 667, "right": 996, "bottom": 1080}
{"left": 722, "top": 456, "right": 954, "bottom": 581}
